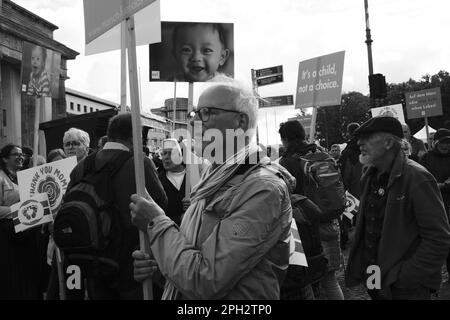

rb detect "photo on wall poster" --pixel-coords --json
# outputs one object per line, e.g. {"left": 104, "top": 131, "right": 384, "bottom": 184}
{"left": 21, "top": 42, "right": 61, "bottom": 98}
{"left": 149, "top": 21, "right": 234, "bottom": 82}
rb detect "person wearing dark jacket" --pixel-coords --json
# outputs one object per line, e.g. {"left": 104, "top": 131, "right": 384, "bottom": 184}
{"left": 345, "top": 117, "right": 450, "bottom": 300}
{"left": 278, "top": 120, "right": 344, "bottom": 300}
{"left": 59, "top": 113, "right": 168, "bottom": 300}
{"left": 420, "top": 128, "right": 450, "bottom": 279}
{"left": 338, "top": 123, "right": 363, "bottom": 250}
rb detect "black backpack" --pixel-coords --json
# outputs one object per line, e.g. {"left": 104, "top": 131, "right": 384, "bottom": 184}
{"left": 53, "top": 151, "right": 132, "bottom": 281}
{"left": 282, "top": 194, "right": 328, "bottom": 292}
{"left": 293, "top": 151, "right": 346, "bottom": 223}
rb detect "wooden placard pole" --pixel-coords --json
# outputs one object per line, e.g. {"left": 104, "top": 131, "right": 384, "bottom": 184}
{"left": 172, "top": 80, "right": 177, "bottom": 134}
{"left": 33, "top": 96, "right": 42, "bottom": 167}
{"left": 424, "top": 116, "right": 430, "bottom": 148}
{"left": 309, "top": 107, "right": 318, "bottom": 144}
{"left": 251, "top": 69, "right": 260, "bottom": 146}
{"left": 120, "top": 21, "right": 127, "bottom": 114}
{"left": 126, "top": 15, "right": 153, "bottom": 300}
{"left": 185, "top": 82, "right": 194, "bottom": 199}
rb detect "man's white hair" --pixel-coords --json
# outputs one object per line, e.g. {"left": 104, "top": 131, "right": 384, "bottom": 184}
{"left": 206, "top": 77, "right": 258, "bottom": 131}
{"left": 63, "top": 127, "right": 90, "bottom": 148}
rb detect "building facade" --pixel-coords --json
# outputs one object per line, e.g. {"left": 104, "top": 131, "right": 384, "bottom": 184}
{"left": 0, "top": 0, "right": 78, "bottom": 150}
{"left": 151, "top": 97, "right": 188, "bottom": 142}
{"left": 66, "top": 87, "right": 117, "bottom": 116}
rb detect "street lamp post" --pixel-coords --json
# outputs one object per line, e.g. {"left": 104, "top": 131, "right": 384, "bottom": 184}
{"left": 364, "top": 0, "right": 376, "bottom": 108}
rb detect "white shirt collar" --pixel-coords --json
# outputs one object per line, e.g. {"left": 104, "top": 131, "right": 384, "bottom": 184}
{"left": 103, "top": 142, "right": 130, "bottom": 152}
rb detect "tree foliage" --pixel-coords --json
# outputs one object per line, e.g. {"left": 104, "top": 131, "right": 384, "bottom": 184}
{"left": 313, "top": 70, "right": 450, "bottom": 147}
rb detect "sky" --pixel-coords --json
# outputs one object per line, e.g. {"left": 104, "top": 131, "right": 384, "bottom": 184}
{"left": 12, "top": 0, "right": 450, "bottom": 145}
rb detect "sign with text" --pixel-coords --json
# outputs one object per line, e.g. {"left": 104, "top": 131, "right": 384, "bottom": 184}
{"left": 370, "top": 104, "right": 406, "bottom": 124}
{"left": 259, "top": 95, "right": 294, "bottom": 108}
{"left": 405, "top": 87, "right": 443, "bottom": 119}
{"left": 257, "top": 74, "right": 283, "bottom": 87}
{"left": 84, "top": 0, "right": 161, "bottom": 55}
{"left": 11, "top": 193, "right": 53, "bottom": 233}
{"left": 295, "top": 51, "right": 345, "bottom": 109}
{"left": 255, "top": 65, "right": 283, "bottom": 78}
{"left": 18, "top": 157, "right": 77, "bottom": 213}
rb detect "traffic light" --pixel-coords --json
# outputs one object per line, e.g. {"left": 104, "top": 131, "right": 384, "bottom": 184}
{"left": 369, "top": 73, "right": 387, "bottom": 99}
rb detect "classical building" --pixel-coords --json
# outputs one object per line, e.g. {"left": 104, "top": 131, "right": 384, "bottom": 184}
{"left": 66, "top": 87, "right": 117, "bottom": 116}
{"left": 0, "top": 0, "right": 78, "bottom": 150}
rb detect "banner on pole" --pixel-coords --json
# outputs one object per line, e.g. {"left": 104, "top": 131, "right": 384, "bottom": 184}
{"left": 295, "top": 51, "right": 345, "bottom": 109}
{"left": 405, "top": 87, "right": 443, "bottom": 119}
{"left": 18, "top": 157, "right": 77, "bottom": 213}
{"left": 84, "top": 0, "right": 161, "bottom": 55}
{"left": 370, "top": 104, "right": 406, "bottom": 124}
{"left": 150, "top": 21, "right": 234, "bottom": 82}
{"left": 288, "top": 219, "right": 308, "bottom": 267}
{"left": 21, "top": 42, "right": 61, "bottom": 98}
{"left": 259, "top": 95, "right": 293, "bottom": 108}
{"left": 11, "top": 193, "right": 53, "bottom": 233}
{"left": 343, "top": 191, "right": 359, "bottom": 220}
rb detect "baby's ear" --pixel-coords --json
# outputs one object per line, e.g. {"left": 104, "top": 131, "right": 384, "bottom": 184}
{"left": 219, "top": 49, "right": 230, "bottom": 66}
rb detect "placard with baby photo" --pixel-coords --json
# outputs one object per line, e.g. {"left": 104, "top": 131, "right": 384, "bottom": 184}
{"left": 149, "top": 21, "right": 234, "bottom": 82}
{"left": 21, "top": 42, "right": 61, "bottom": 98}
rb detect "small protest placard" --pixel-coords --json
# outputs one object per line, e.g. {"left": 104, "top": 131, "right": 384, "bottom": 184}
{"left": 295, "top": 51, "right": 345, "bottom": 109}
{"left": 343, "top": 191, "right": 359, "bottom": 220}
{"left": 18, "top": 157, "right": 77, "bottom": 213}
{"left": 370, "top": 104, "right": 406, "bottom": 124}
{"left": 11, "top": 193, "right": 53, "bottom": 233}
{"left": 405, "top": 87, "right": 443, "bottom": 119}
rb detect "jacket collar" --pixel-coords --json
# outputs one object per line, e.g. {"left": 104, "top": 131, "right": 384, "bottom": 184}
{"left": 360, "top": 149, "right": 406, "bottom": 189}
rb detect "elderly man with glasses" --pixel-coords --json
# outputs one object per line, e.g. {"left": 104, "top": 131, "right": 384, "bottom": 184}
{"left": 130, "top": 79, "right": 294, "bottom": 300}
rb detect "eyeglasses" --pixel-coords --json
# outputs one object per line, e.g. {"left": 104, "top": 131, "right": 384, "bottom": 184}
{"left": 188, "top": 107, "right": 242, "bottom": 122}
{"left": 64, "top": 140, "right": 82, "bottom": 148}
{"left": 9, "top": 153, "right": 24, "bottom": 158}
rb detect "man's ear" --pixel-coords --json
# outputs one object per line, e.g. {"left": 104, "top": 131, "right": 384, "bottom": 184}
{"left": 219, "top": 49, "right": 230, "bottom": 67}
{"left": 238, "top": 113, "right": 249, "bottom": 131}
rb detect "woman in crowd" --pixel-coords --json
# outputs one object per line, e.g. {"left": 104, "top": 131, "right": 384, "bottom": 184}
{"left": 63, "top": 128, "right": 90, "bottom": 162}
{"left": 0, "top": 144, "right": 44, "bottom": 299}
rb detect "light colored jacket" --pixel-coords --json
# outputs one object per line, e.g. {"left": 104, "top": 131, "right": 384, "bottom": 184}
{"left": 148, "top": 164, "right": 293, "bottom": 300}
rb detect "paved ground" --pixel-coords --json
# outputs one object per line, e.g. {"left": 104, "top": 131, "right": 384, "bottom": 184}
{"left": 335, "top": 244, "right": 450, "bottom": 300}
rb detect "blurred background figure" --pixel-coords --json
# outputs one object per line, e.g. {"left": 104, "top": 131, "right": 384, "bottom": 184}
{"left": 329, "top": 144, "right": 341, "bottom": 161}
{"left": 402, "top": 123, "right": 426, "bottom": 162}
{"left": 29, "top": 154, "right": 46, "bottom": 167}
{"left": 97, "top": 135, "right": 108, "bottom": 151}
{"left": 46, "top": 149, "right": 66, "bottom": 163}
{"left": 21, "top": 146, "right": 33, "bottom": 170}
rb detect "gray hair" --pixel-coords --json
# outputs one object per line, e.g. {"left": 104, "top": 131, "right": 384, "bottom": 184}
{"left": 63, "top": 127, "right": 90, "bottom": 148}
{"left": 209, "top": 78, "right": 258, "bottom": 131}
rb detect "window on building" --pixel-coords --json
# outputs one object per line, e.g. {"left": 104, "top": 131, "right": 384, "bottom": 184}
{"left": 77, "top": 104, "right": 81, "bottom": 112}
{"left": 84, "top": 105, "right": 87, "bottom": 113}
{"left": 90, "top": 107, "right": 94, "bottom": 113}
{"left": 70, "top": 102, "right": 74, "bottom": 110}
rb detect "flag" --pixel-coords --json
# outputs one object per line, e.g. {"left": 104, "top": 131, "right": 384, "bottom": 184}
{"left": 343, "top": 191, "right": 359, "bottom": 220}
{"left": 11, "top": 193, "right": 53, "bottom": 233}
{"left": 288, "top": 219, "right": 308, "bottom": 267}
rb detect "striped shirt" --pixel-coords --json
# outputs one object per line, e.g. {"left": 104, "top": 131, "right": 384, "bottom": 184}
{"left": 27, "top": 70, "right": 51, "bottom": 97}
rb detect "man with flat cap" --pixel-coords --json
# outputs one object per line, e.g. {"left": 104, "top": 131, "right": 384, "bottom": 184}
{"left": 345, "top": 116, "right": 450, "bottom": 300}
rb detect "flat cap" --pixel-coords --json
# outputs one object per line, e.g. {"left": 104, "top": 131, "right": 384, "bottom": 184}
{"left": 434, "top": 128, "right": 450, "bottom": 142}
{"left": 354, "top": 116, "right": 404, "bottom": 139}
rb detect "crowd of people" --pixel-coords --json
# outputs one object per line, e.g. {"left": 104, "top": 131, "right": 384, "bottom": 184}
{"left": 0, "top": 79, "right": 449, "bottom": 300}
